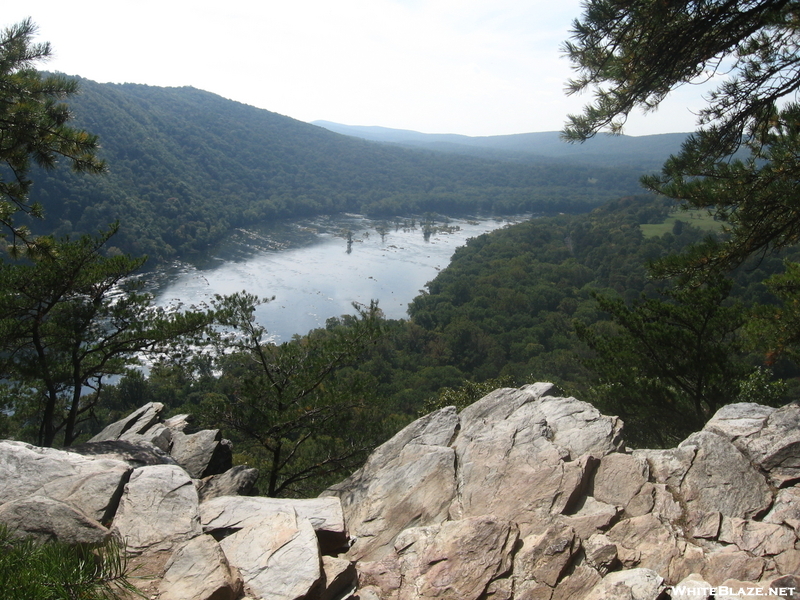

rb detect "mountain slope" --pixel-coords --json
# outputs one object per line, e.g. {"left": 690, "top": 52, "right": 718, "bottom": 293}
{"left": 27, "top": 78, "right": 648, "bottom": 261}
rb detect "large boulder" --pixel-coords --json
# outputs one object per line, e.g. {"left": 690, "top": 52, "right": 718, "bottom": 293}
{"left": 358, "top": 515, "right": 518, "bottom": 600}
{"left": 200, "top": 494, "right": 347, "bottom": 554}
{"left": 323, "top": 385, "right": 800, "bottom": 599}
{"left": 213, "top": 508, "right": 321, "bottom": 600}
{"left": 158, "top": 534, "right": 243, "bottom": 600}
{"left": 111, "top": 464, "right": 201, "bottom": 554}
{"left": 0, "top": 440, "right": 131, "bottom": 523}
{"left": 676, "top": 431, "right": 772, "bottom": 520}
{"left": 0, "top": 496, "right": 110, "bottom": 545}
{"left": 67, "top": 439, "right": 177, "bottom": 468}
{"left": 452, "top": 387, "right": 622, "bottom": 535}
{"left": 89, "top": 401, "right": 165, "bottom": 444}
{"left": 587, "top": 568, "right": 665, "bottom": 600}
{"left": 323, "top": 406, "right": 460, "bottom": 561}
{"left": 728, "top": 403, "right": 800, "bottom": 486}
{"left": 170, "top": 429, "right": 232, "bottom": 479}
{"left": 4, "top": 387, "right": 800, "bottom": 600}
{"left": 197, "top": 464, "right": 259, "bottom": 502}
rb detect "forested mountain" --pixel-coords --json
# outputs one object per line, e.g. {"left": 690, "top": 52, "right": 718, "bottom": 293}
{"left": 26, "top": 77, "right": 657, "bottom": 262}
{"left": 313, "top": 121, "right": 688, "bottom": 170}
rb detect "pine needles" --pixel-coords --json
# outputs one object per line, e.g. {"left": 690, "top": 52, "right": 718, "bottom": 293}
{"left": 0, "top": 525, "right": 140, "bottom": 600}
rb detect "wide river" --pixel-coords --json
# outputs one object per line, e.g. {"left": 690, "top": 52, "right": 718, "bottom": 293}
{"left": 152, "top": 214, "right": 527, "bottom": 342}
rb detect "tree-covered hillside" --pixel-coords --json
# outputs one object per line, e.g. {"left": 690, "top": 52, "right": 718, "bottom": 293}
{"left": 25, "top": 78, "right": 648, "bottom": 261}
{"left": 100, "top": 196, "right": 798, "bottom": 459}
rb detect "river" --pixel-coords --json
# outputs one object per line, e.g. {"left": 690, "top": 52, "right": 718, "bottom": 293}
{"left": 152, "top": 213, "right": 527, "bottom": 342}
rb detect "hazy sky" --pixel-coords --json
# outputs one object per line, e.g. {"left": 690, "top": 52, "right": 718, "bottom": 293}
{"left": 10, "top": 0, "right": 714, "bottom": 137}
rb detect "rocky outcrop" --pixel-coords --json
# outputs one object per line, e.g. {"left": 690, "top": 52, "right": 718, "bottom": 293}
{"left": 87, "top": 401, "right": 234, "bottom": 477}
{"left": 0, "top": 403, "right": 272, "bottom": 600}
{"left": 1, "top": 385, "right": 798, "bottom": 600}
{"left": 324, "top": 384, "right": 800, "bottom": 600}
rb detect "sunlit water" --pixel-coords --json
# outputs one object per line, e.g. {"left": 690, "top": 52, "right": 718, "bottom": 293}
{"left": 152, "top": 214, "right": 527, "bottom": 342}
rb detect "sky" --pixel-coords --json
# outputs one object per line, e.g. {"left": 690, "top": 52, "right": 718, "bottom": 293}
{"left": 10, "top": 0, "right": 715, "bottom": 137}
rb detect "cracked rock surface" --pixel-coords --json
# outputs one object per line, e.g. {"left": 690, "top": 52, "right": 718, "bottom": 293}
{"left": 1, "top": 386, "right": 799, "bottom": 600}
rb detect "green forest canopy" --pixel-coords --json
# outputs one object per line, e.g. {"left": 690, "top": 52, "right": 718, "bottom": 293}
{"left": 25, "top": 78, "right": 661, "bottom": 262}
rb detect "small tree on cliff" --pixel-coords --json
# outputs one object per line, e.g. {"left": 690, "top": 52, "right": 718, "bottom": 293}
{"left": 201, "top": 292, "right": 385, "bottom": 497}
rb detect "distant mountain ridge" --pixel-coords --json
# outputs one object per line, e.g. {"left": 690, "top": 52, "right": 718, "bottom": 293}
{"left": 313, "top": 121, "right": 689, "bottom": 170}
{"left": 23, "top": 77, "right": 664, "bottom": 262}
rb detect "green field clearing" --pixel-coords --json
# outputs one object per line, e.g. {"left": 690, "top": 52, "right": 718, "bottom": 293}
{"left": 641, "top": 209, "right": 722, "bottom": 238}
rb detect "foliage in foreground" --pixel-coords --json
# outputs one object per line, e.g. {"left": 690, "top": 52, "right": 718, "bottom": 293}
{"left": 0, "top": 227, "right": 215, "bottom": 448}
{"left": 563, "top": 0, "right": 800, "bottom": 358}
{"left": 0, "top": 526, "right": 137, "bottom": 600}
{"left": 0, "top": 18, "right": 104, "bottom": 254}
{"left": 197, "top": 293, "right": 390, "bottom": 497}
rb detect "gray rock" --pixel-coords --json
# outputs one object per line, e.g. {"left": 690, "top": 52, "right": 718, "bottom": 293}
{"left": 483, "top": 577, "right": 514, "bottom": 600}
{"left": 215, "top": 508, "right": 321, "bottom": 600}
{"left": 0, "top": 440, "right": 131, "bottom": 523}
{"left": 773, "top": 548, "right": 800, "bottom": 577}
{"left": 551, "top": 564, "right": 602, "bottom": 600}
{"left": 163, "top": 413, "right": 191, "bottom": 432}
{"left": 88, "top": 402, "right": 164, "bottom": 443}
{"left": 592, "top": 452, "right": 649, "bottom": 511}
{"left": 0, "top": 496, "right": 109, "bottom": 545}
{"left": 670, "top": 574, "right": 713, "bottom": 600}
{"left": 605, "top": 513, "right": 681, "bottom": 575}
{"left": 764, "top": 486, "right": 800, "bottom": 532}
{"left": 158, "top": 534, "right": 243, "bottom": 600}
{"left": 734, "top": 402, "right": 800, "bottom": 486}
{"left": 453, "top": 392, "right": 618, "bottom": 535}
{"left": 392, "top": 515, "right": 519, "bottom": 600}
{"left": 703, "top": 403, "right": 775, "bottom": 441}
{"left": 583, "top": 533, "right": 619, "bottom": 575}
{"left": 716, "top": 579, "right": 769, "bottom": 600}
{"left": 197, "top": 465, "right": 259, "bottom": 502}
{"left": 718, "top": 516, "right": 796, "bottom": 557}
{"left": 701, "top": 547, "right": 765, "bottom": 586}
{"left": 112, "top": 464, "right": 201, "bottom": 554}
{"left": 703, "top": 402, "right": 800, "bottom": 486}
{"left": 633, "top": 445, "right": 697, "bottom": 490}
{"left": 513, "top": 523, "right": 578, "bottom": 588}
{"left": 587, "top": 568, "right": 665, "bottom": 600}
{"left": 170, "top": 429, "right": 232, "bottom": 479}
{"left": 678, "top": 431, "right": 772, "bottom": 520}
{"left": 650, "top": 483, "right": 682, "bottom": 522}
{"left": 766, "top": 575, "right": 800, "bottom": 599}
{"left": 323, "top": 407, "right": 459, "bottom": 562}
{"left": 201, "top": 495, "right": 347, "bottom": 554}
{"left": 689, "top": 511, "right": 722, "bottom": 540}
{"left": 457, "top": 383, "right": 559, "bottom": 427}
{"left": 68, "top": 439, "right": 177, "bottom": 468}
{"left": 531, "top": 394, "right": 625, "bottom": 459}
{"left": 328, "top": 405, "right": 459, "bottom": 484}
{"left": 560, "top": 496, "right": 620, "bottom": 539}
{"left": 319, "top": 556, "right": 357, "bottom": 600}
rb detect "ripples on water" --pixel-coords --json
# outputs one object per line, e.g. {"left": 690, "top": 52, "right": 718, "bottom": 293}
{"left": 152, "top": 214, "right": 528, "bottom": 342}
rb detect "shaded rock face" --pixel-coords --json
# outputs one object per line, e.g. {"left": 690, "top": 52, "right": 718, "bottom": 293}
{"left": 1, "top": 387, "right": 799, "bottom": 600}
{"left": 87, "top": 402, "right": 233, "bottom": 478}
